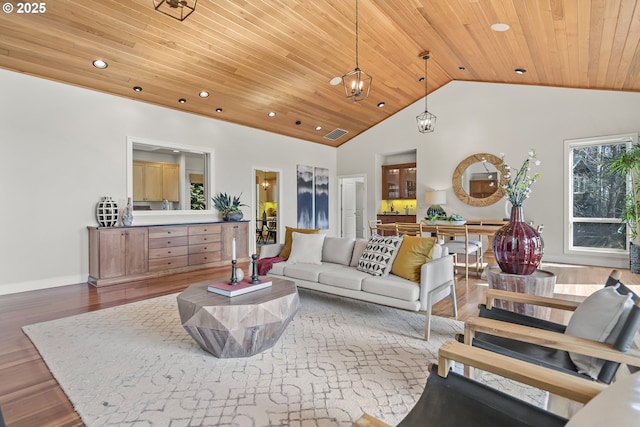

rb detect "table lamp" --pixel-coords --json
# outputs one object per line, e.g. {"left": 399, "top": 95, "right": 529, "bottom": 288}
{"left": 425, "top": 190, "right": 446, "bottom": 217}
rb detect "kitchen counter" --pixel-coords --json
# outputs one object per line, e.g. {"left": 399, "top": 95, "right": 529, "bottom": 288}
{"left": 377, "top": 214, "right": 417, "bottom": 224}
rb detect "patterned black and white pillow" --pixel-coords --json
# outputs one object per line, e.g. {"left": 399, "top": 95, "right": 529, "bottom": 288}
{"left": 357, "top": 235, "right": 404, "bottom": 276}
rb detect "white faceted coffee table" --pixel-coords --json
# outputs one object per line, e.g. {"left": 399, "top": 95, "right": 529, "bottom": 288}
{"left": 177, "top": 278, "right": 299, "bottom": 358}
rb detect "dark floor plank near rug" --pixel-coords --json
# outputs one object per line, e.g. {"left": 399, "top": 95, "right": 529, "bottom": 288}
{"left": 0, "top": 262, "right": 636, "bottom": 426}
{"left": 0, "top": 265, "right": 237, "bottom": 427}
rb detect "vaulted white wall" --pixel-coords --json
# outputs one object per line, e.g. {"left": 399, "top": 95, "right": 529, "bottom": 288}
{"left": 338, "top": 80, "right": 640, "bottom": 268}
{"left": 4, "top": 69, "right": 640, "bottom": 296}
{"left": 0, "top": 69, "right": 337, "bottom": 295}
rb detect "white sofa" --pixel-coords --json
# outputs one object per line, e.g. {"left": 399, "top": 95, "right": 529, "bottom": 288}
{"left": 259, "top": 236, "right": 457, "bottom": 340}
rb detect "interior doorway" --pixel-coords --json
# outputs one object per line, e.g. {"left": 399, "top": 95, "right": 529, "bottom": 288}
{"left": 255, "top": 169, "right": 280, "bottom": 251}
{"left": 339, "top": 175, "right": 366, "bottom": 239}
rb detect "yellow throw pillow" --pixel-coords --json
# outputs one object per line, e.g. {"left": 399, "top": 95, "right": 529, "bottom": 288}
{"left": 391, "top": 236, "right": 437, "bottom": 282}
{"left": 279, "top": 226, "right": 320, "bottom": 259}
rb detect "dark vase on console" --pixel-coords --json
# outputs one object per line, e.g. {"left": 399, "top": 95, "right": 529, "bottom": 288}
{"left": 493, "top": 206, "right": 543, "bottom": 275}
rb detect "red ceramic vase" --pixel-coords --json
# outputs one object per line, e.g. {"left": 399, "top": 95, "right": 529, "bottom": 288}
{"left": 492, "top": 206, "right": 543, "bottom": 275}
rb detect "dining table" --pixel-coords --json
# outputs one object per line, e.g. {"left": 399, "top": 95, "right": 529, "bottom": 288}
{"left": 377, "top": 220, "right": 506, "bottom": 271}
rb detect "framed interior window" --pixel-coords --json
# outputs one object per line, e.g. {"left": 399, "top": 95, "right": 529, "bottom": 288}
{"left": 564, "top": 133, "right": 637, "bottom": 255}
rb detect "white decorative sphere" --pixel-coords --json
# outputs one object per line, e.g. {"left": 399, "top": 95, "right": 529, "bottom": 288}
{"left": 235, "top": 268, "right": 245, "bottom": 282}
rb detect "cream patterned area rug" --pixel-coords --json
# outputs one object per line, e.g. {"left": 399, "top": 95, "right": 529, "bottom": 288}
{"left": 23, "top": 289, "right": 546, "bottom": 427}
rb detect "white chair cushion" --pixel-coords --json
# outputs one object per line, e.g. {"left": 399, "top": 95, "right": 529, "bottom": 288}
{"left": 564, "top": 285, "right": 634, "bottom": 379}
{"left": 443, "top": 241, "right": 480, "bottom": 255}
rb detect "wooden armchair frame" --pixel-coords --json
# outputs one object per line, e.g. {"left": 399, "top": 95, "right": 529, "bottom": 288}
{"left": 353, "top": 341, "right": 606, "bottom": 427}
{"left": 464, "top": 289, "right": 640, "bottom": 375}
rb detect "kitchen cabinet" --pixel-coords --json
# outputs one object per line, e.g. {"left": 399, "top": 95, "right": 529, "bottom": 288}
{"left": 377, "top": 214, "right": 417, "bottom": 224}
{"left": 469, "top": 179, "right": 499, "bottom": 199}
{"left": 162, "top": 163, "right": 180, "bottom": 202}
{"left": 133, "top": 160, "right": 179, "bottom": 202}
{"left": 382, "top": 163, "right": 417, "bottom": 199}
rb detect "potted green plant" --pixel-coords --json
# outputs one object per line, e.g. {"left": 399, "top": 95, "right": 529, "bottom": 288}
{"left": 608, "top": 145, "right": 640, "bottom": 272}
{"left": 424, "top": 213, "right": 466, "bottom": 225}
{"left": 211, "top": 192, "right": 247, "bottom": 221}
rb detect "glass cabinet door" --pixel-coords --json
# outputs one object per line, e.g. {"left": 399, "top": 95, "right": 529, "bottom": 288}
{"left": 401, "top": 165, "right": 416, "bottom": 199}
{"left": 382, "top": 163, "right": 416, "bottom": 199}
{"left": 382, "top": 166, "right": 401, "bottom": 199}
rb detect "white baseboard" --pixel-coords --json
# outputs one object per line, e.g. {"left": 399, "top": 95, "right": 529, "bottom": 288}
{"left": 0, "top": 274, "right": 86, "bottom": 296}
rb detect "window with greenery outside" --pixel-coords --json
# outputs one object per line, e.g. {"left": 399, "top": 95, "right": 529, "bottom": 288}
{"left": 570, "top": 142, "right": 628, "bottom": 250}
{"left": 190, "top": 183, "right": 206, "bottom": 210}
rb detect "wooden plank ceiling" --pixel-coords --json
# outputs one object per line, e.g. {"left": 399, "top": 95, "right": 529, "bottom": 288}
{"left": 1, "top": 0, "right": 640, "bottom": 147}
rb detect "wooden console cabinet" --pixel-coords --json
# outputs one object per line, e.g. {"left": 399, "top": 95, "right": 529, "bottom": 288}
{"left": 88, "top": 227, "right": 149, "bottom": 280}
{"left": 88, "top": 221, "right": 249, "bottom": 287}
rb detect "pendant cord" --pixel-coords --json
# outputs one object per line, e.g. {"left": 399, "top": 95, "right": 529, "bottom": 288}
{"left": 355, "top": 0, "right": 359, "bottom": 69}
{"left": 424, "top": 55, "right": 428, "bottom": 111}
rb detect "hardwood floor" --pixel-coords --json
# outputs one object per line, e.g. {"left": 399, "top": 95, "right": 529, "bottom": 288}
{"left": 0, "top": 262, "right": 637, "bottom": 426}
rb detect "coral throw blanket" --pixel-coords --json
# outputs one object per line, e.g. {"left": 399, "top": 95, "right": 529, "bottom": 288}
{"left": 257, "top": 256, "right": 286, "bottom": 275}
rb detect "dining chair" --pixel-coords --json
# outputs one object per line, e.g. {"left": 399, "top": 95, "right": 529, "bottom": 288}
{"left": 435, "top": 224, "right": 483, "bottom": 281}
{"left": 368, "top": 219, "right": 382, "bottom": 237}
{"left": 266, "top": 220, "right": 277, "bottom": 243}
{"left": 395, "top": 222, "right": 423, "bottom": 236}
{"left": 256, "top": 220, "right": 265, "bottom": 244}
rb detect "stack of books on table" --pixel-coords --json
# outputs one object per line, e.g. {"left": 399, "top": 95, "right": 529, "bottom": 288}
{"left": 207, "top": 278, "right": 272, "bottom": 297}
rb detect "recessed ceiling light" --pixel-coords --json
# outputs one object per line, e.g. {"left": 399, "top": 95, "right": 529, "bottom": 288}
{"left": 458, "top": 67, "right": 466, "bottom": 71}
{"left": 132, "top": 86, "right": 143, "bottom": 92}
{"left": 491, "top": 23, "right": 510, "bottom": 32}
{"left": 514, "top": 68, "right": 527, "bottom": 74}
{"left": 295, "top": 120, "right": 302, "bottom": 126}
{"left": 92, "top": 59, "right": 108, "bottom": 69}
{"left": 268, "top": 111, "right": 276, "bottom": 117}
{"left": 418, "top": 77, "right": 425, "bottom": 82}
{"left": 329, "top": 77, "right": 342, "bottom": 86}
{"left": 178, "top": 98, "right": 187, "bottom": 103}
{"left": 377, "top": 102, "right": 385, "bottom": 108}
{"left": 172, "top": 150, "right": 180, "bottom": 153}
{"left": 199, "top": 91, "right": 209, "bottom": 98}
{"left": 315, "top": 126, "right": 322, "bottom": 131}
{"left": 215, "top": 108, "right": 223, "bottom": 113}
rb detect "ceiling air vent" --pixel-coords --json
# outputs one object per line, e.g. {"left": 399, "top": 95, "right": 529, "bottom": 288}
{"left": 324, "top": 128, "right": 348, "bottom": 141}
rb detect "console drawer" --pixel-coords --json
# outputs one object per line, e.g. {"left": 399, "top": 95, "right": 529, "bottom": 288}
{"left": 189, "top": 252, "right": 222, "bottom": 265}
{"left": 189, "top": 242, "right": 221, "bottom": 254}
{"left": 188, "top": 224, "right": 221, "bottom": 235}
{"left": 149, "top": 255, "right": 188, "bottom": 271}
{"left": 189, "top": 234, "right": 221, "bottom": 245}
{"left": 149, "top": 246, "right": 189, "bottom": 259}
{"left": 148, "top": 226, "right": 188, "bottom": 239}
{"left": 148, "top": 236, "right": 188, "bottom": 249}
